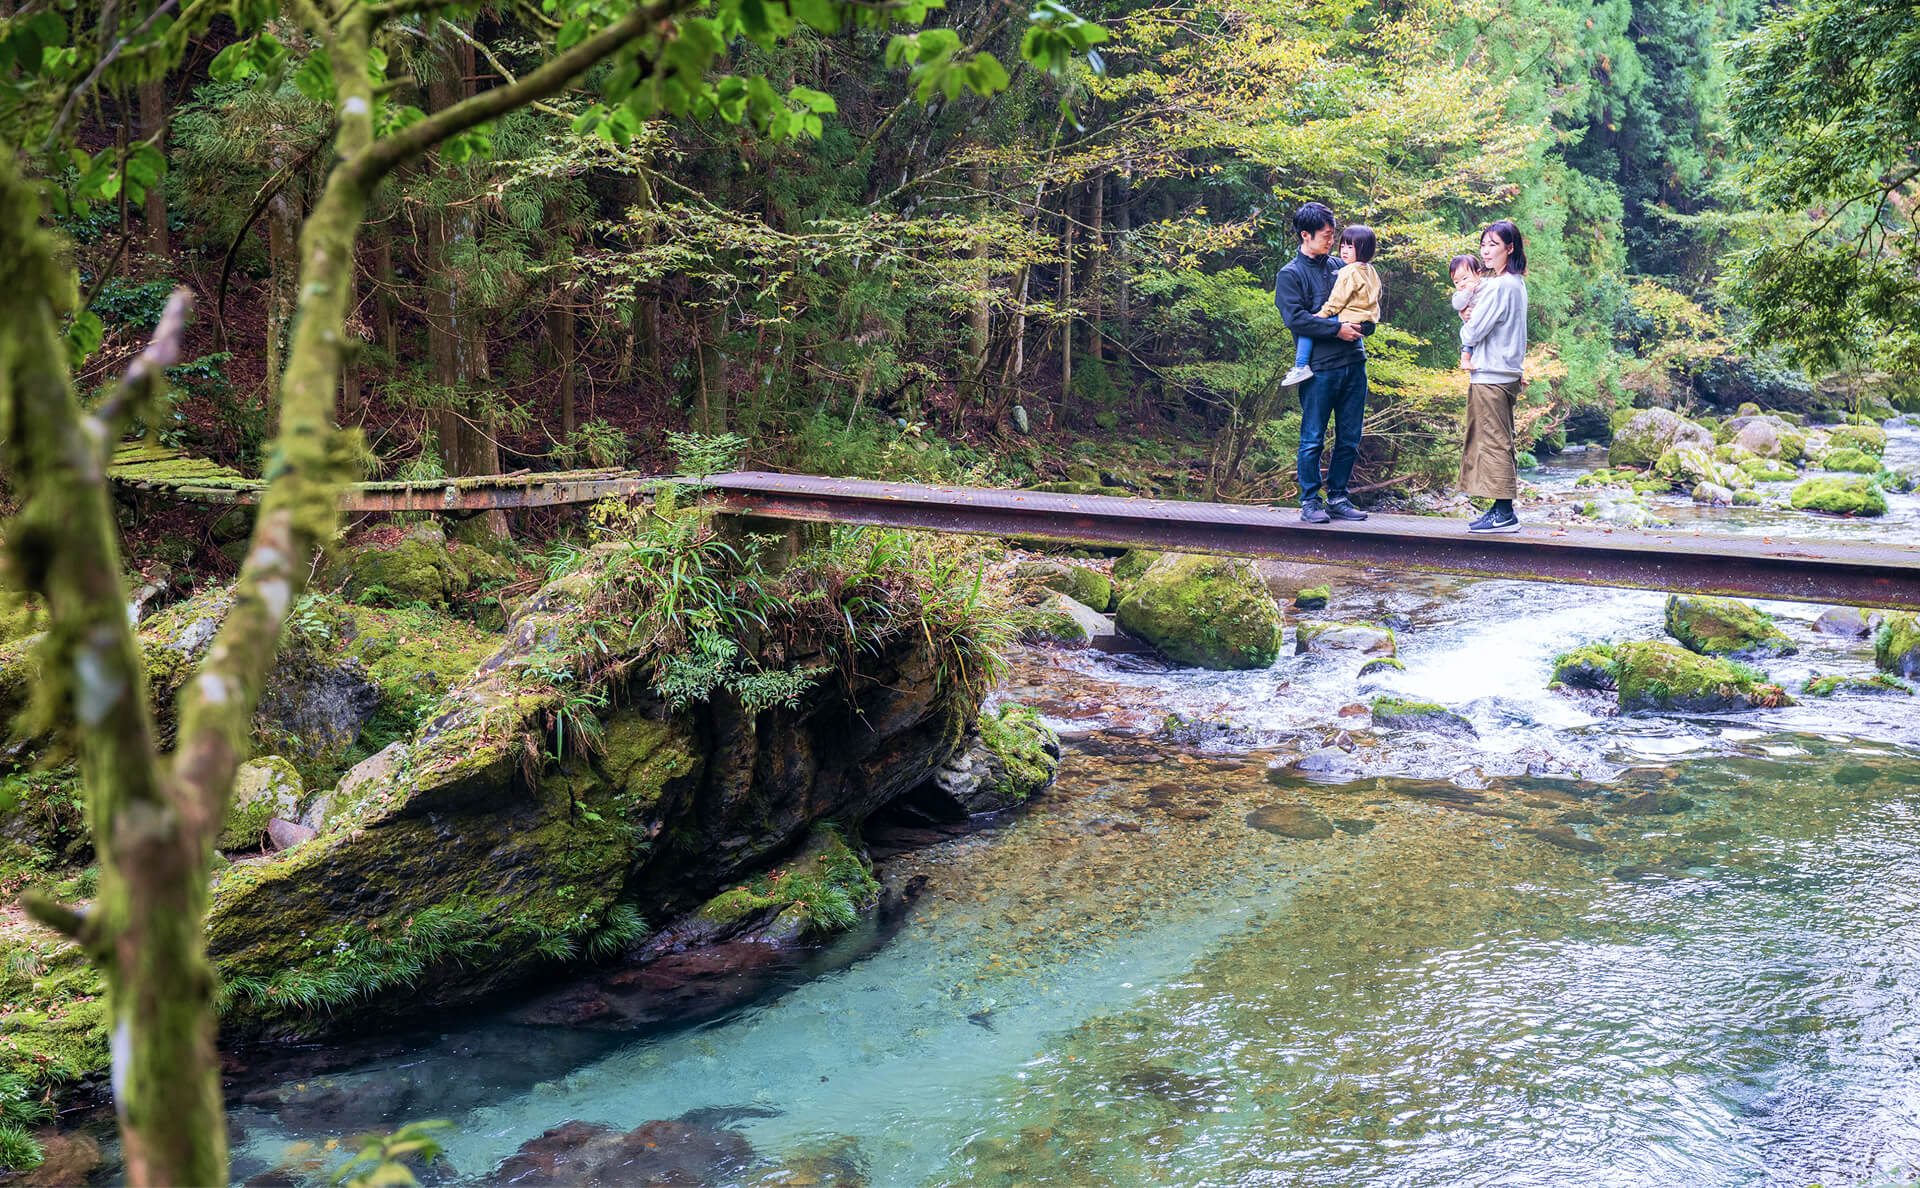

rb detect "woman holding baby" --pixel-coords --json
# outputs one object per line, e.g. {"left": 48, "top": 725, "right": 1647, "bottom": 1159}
{"left": 1451, "top": 220, "right": 1529, "bottom": 535}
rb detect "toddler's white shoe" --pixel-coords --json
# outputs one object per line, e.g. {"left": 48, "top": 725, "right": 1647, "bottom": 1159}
{"left": 1283, "top": 364, "right": 1314, "bottom": 387}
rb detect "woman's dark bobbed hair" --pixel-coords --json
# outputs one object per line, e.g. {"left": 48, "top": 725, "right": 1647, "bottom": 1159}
{"left": 1482, "top": 219, "right": 1526, "bottom": 275}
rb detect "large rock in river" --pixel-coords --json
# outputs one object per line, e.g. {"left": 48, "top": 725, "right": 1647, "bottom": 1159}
{"left": 1609, "top": 408, "right": 1713, "bottom": 468}
{"left": 209, "top": 551, "right": 973, "bottom": 1037}
{"left": 1552, "top": 640, "right": 1791, "bottom": 712}
{"left": 1663, "top": 595, "right": 1795, "bottom": 660}
{"left": 1115, "top": 553, "right": 1283, "bottom": 670}
{"left": 1789, "top": 475, "right": 1886, "bottom": 516}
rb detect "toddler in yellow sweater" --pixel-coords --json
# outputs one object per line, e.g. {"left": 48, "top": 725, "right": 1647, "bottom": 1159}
{"left": 1284, "top": 224, "right": 1381, "bottom": 386}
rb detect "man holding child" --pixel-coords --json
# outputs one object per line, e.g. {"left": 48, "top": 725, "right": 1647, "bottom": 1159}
{"left": 1274, "top": 202, "right": 1377, "bottom": 524}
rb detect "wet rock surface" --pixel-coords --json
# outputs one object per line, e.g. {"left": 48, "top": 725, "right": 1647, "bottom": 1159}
{"left": 494, "top": 1118, "right": 755, "bottom": 1186}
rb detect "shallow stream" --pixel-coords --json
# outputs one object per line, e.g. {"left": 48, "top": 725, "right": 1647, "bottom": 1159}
{"left": 217, "top": 426, "right": 1920, "bottom": 1187}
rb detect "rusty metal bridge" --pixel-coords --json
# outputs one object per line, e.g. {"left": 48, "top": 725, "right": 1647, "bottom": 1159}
{"left": 108, "top": 445, "right": 1920, "bottom": 611}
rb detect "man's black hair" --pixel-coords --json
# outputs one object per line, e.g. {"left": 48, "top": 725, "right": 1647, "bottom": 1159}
{"left": 1293, "top": 202, "right": 1335, "bottom": 240}
{"left": 1341, "top": 224, "right": 1377, "bottom": 263}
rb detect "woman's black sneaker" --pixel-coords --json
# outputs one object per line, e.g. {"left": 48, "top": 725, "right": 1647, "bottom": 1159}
{"left": 1300, "top": 500, "right": 1331, "bottom": 524}
{"left": 1468, "top": 507, "right": 1521, "bottom": 533}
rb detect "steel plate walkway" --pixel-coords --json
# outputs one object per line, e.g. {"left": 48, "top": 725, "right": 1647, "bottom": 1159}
{"left": 105, "top": 448, "right": 1920, "bottom": 610}
{"left": 703, "top": 472, "right": 1920, "bottom": 612}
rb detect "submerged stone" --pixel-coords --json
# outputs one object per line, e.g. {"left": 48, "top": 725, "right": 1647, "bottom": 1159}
{"left": 1663, "top": 595, "right": 1795, "bottom": 660}
{"left": 1614, "top": 792, "right": 1695, "bottom": 815}
{"left": 492, "top": 1118, "right": 754, "bottom": 1186}
{"left": 1246, "top": 803, "right": 1336, "bottom": 839}
{"left": 1525, "top": 826, "right": 1604, "bottom": 854}
{"left": 1802, "top": 673, "right": 1911, "bottom": 698}
{"left": 1115, "top": 553, "right": 1283, "bottom": 670}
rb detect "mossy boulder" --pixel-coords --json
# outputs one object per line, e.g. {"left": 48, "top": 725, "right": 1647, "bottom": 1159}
{"left": 912, "top": 702, "right": 1061, "bottom": 819}
{"left": 1110, "top": 549, "right": 1161, "bottom": 591}
{"left": 1819, "top": 447, "right": 1881, "bottom": 474}
{"left": 1735, "top": 402, "right": 1762, "bottom": 418}
{"left": 209, "top": 546, "right": 977, "bottom": 1039}
{"left": 1737, "top": 457, "right": 1797, "bottom": 483}
{"left": 1611, "top": 640, "right": 1789, "bottom": 712}
{"left": 1609, "top": 409, "right": 1713, "bottom": 468}
{"left": 1652, "top": 445, "right": 1723, "bottom": 491}
{"left": 1731, "top": 418, "right": 1785, "bottom": 459}
{"left": 1827, "top": 424, "right": 1886, "bottom": 458}
{"left": 1550, "top": 643, "right": 1620, "bottom": 691}
{"left": 1295, "top": 620, "right": 1395, "bottom": 658}
{"left": 1016, "top": 596, "right": 1094, "bottom": 647}
{"left": 1010, "top": 560, "right": 1112, "bottom": 612}
{"left": 1803, "top": 673, "right": 1911, "bottom": 698}
{"left": 1693, "top": 482, "right": 1734, "bottom": 506}
{"left": 1293, "top": 585, "right": 1331, "bottom": 610}
{"left": 1789, "top": 475, "right": 1886, "bottom": 516}
{"left": 327, "top": 523, "right": 464, "bottom": 608}
{"left": 1115, "top": 553, "right": 1283, "bottom": 670}
{"left": 1875, "top": 613, "right": 1920, "bottom": 679}
{"left": 1663, "top": 595, "right": 1795, "bottom": 660}
{"left": 1369, "top": 697, "right": 1475, "bottom": 739}
{"left": 217, "top": 757, "right": 304, "bottom": 852}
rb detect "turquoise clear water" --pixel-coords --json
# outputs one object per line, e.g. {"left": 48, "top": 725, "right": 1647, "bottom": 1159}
{"left": 228, "top": 667, "right": 1920, "bottom": 1185}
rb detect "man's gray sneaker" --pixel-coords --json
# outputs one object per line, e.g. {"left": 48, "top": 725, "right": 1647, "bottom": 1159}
{"left": 1327, "top": 499, "right": 1368, "bottom": 521}
{"left": 1300, "top": 501, "right": 1331, "bottom": 525}
{"left": 1467, "top": 507, "right": 1521, "bottom": 533}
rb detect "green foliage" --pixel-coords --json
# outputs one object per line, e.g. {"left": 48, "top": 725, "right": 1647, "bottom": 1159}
{"left": 1723, "top": 0, "right": 1920, "bottom": 375}
{"left": 88, "top": 277, "right": 176, "bottom": 329}
{"left": 555, "top": 419, "right": 631, "bottom": 470}
{"left": 331, "top": 1119, "right": 453, "bottom": 1188}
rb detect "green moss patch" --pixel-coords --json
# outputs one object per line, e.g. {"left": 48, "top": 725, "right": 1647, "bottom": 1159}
{"left": 692, "top": 825, "right": 878, "bottom": 936}
{"left": 1663, "top": 595, "right": 1795, "bottom": 660}
{"left": 1875, "top": 613, "right": 1920, "bottom": 679}
{"left": 1827, "top": 424, "right": 1887, "bottom": 458}
{"left": 975, "top": 703, "right": 1059, "bottom": 805}
{"left": 1803, "top": 673, "right": 1910, "bottom": 698}
{"left": 1819, "top": 447, "right": 1881, "bottom": 474}
{"left": 1790, "top": 475, "right": 1886, "bottom": 517}
{"left": 1115, "top": 553, "right": 1283, "bottom": 670}
{"left": 1609, "top": 640, "right": 1790, "bottom": 712}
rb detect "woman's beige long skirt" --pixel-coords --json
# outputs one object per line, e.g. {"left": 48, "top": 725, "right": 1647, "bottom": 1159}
{"left": 1459, "top": 379, "right": 1523, "bottom": 499}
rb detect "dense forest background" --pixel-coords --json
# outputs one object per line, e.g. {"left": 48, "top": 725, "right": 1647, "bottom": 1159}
{"left": 54, "top": 0, "right": 1920, "bottom": 569}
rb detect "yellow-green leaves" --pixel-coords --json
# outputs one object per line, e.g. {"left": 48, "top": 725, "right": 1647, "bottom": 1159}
{"left": 887, "top": 30, "right": 1012, "bottom": 103}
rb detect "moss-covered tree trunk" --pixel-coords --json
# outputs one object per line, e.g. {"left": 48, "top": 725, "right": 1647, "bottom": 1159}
{"left": 0, "top": 2, "right": 689, "bottom": 1179}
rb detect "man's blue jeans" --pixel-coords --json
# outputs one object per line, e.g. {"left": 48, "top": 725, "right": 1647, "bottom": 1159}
{"left": 1295, "top": 361, "right": 1368, "bottom": 505}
